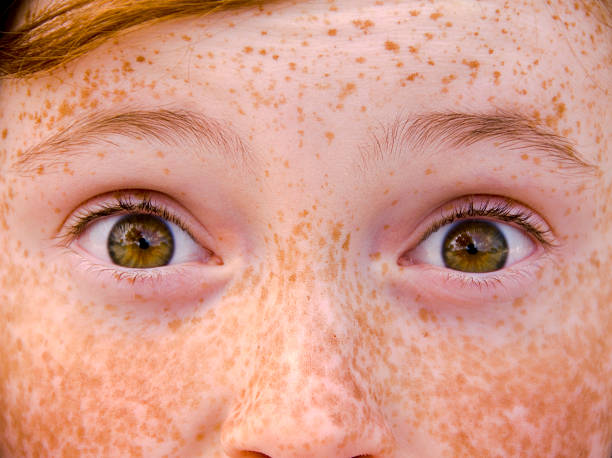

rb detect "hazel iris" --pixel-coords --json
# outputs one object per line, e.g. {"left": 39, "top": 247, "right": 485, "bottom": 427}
{"left": 442, "top": 220, "right": 509, "bottom": 273}
{"left": 107, "top": 214, "right": 174, "bottom": 268}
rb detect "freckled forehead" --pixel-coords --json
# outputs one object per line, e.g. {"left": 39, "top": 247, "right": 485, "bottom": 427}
{"left": 4, "top": 0, "right": 610, "bottom": 171}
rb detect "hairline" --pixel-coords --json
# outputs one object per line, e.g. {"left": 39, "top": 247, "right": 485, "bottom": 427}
{"left": 0, "top": 0, "right": 611, "bottom": 79}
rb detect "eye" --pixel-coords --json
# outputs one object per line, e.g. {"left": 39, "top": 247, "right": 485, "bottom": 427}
{"left": 71, "top": 199, "right": 211, "bottom": 269}
{"left": 407, "top": 218, "right": 535, "bottom": 273}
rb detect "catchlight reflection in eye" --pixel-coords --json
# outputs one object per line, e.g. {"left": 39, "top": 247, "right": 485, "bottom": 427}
{"left": 411, "top": 219, "right": 535, "bottom": 273}
{"left": 108, "top": 214, "right": 175, "bottom": 268}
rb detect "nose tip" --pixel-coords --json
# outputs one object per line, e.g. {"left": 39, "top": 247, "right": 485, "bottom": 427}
{"left": 220, "top": 369, "right": 393, "bottom": 458}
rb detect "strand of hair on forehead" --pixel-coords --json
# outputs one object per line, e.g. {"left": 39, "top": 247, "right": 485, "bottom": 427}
{"left": 0, "top": 0, "right": 280, "bottom": 78}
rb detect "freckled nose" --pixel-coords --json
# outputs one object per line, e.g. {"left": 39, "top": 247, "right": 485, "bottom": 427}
{"left": 220, "top": 286, "right": 394, "bottom": 458}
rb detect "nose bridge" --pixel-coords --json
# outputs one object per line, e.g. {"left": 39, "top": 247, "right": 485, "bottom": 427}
{"left": 220, "top": 221, "right": 393, "bottom": 457}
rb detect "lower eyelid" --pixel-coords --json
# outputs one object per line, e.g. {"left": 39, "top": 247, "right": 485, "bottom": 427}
{"left": 392, "top": 255, "right": 549, "bottom": 306}
{"left": 63, "top": 250, "right": 228, "bottom": 305}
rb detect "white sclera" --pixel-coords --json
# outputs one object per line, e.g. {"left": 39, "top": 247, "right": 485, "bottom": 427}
{"left": 76, "top": 214, "right": 203, "bottom": 266}
{"left": 410, "top": 219, "right": 535, "bottom": 270}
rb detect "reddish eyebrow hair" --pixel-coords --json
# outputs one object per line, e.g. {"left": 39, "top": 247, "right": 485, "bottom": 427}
{"left": 360, "top": 111, "right": 598, "bottom": 178}
{"left": 10, "top": 108, "right": 253, "bottom": 175}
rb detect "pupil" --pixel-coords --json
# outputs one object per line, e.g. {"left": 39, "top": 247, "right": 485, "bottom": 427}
{"left": 466, "top": 243, "right": 478, "bottom": 255}
{"left": 138, "top": 237, "right": 150, "bottom": 250}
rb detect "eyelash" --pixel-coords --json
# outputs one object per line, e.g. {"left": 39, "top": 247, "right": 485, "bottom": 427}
{"left": 59, "top": 193, "right": 211, "bottom": 288}
{"left": 416, "top": 196, "right": 556, "bottom": 249}
{"left": 397, "top": 196, "right": 558, "bottom": 299}
{"left": 63, "top": 194, "right": 194, "bottom": 241}
{"left": 61, "top": 193, "right": 555, "bottom": 296}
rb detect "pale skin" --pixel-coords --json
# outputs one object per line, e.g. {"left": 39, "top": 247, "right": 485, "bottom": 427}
{"left": 0, "top": 0, "right": 611, "bottom": 456}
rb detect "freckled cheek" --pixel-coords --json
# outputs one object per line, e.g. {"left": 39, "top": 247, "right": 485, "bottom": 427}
{"left": 1, "top": 256, "right": 238, "bottom": 438}
{"left": 2, "top": 309, "right": 235, "bottom": 445}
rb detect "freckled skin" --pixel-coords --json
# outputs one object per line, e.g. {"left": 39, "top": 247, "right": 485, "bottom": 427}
{"left": 1, "top": 0, "right": 611, "bottom": 457}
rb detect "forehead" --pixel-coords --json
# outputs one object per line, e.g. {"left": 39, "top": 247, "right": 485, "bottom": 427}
{"left": 2, "top": 0, "right": 611, "bottom": 172}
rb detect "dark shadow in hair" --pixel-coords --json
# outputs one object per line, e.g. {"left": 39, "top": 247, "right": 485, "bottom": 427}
{"left": 0, "top": 0, "right": 20, "bottom": 32}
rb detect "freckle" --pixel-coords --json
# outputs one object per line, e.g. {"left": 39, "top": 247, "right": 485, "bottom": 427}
{"left": 168, "top": 319, "right": 182, "bottom": 331}
{"left": 385, "top": 41, "right": 400, "bottom": 53}
{"left": 54, "top": 208, "right": 60, "bottom": 214}
{"left": 521, "top": 153, "right": 529, "bottom": 160}
{"left": 136, "top": 55, "right": 145, "bottom": 63}
{"left": 1, "top": 128, "right": 7, "bottom": 139}
{"left": 328, "top": 29, "right": 337, "bottom": 36}
{"left": 430, "top": 12, "right": 443, "bottom": 20}
{"left": 352, "top": 19, "right": 375, "bottom": 32}
{"left": 331, "top": 223, "right": 343, "bottom": 243}
{"left": 181, "top": 34, "right": 192, "bottom": 41}
{"left": 342, "top": 233, "right": 351, "bottom": 251}
{"left": 462, "top": 59, "right": 480, "bottom": 70}
{"left": 532, "top": 157, "right": 541, "bottom": 165}
{"left": 355, "top": 56, "right": 366, "bottom": 63}
{"left": 338, "top": 82, "right": 356, "bottom": 100}
{"left": 425, "top": 168, "right": 433, "bottom": 175}
{"left": 243, "top": 46, "right": 253, "bottom": 53}
{"left": 283, "top": 160, "right": 289, "bottom": 168}
{"left": 512, "top": 297, "right": 524, "bottom": 309}
{"left": 325, "top": 131, "right": 335, "bottom": 144}
{"left": 122, "top": 61, "right": 134, "bottom": 72}
{"left": 382, "top": 263, "right": 389, "bottom": 275}
{"left": 383, "top": 225, "right": 390, "bottom": 230}
{"left": 163, "top": 168, "right": 170, "bottom": 175}
{"left": 418, "top": 308, "right": 430, "bottom": 322}
{"left": 391, "top": 200, "right": 398, "bottom": 206}
{"left": 58, "top": 100, "right": 74, "bottom": 118}
{"left": 409, "top": 10, "right": 420, "bottom": 16}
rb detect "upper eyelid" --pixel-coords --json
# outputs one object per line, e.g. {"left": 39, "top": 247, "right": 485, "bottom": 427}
{"left": 414, "top": 197, "right": 558, "bottom": 249}
{"left": 57, "top": 193, "right": 197, "bottom": 247}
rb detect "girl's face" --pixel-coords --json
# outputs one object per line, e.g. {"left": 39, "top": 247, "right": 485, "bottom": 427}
{"left": 1, "top": 0, "right": 611, "bottom": 456}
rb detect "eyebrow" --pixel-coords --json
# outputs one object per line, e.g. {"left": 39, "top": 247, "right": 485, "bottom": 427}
{"left": 360, "top": 111, "right": 599, "bottom": 178}
{"left": 10, "top": 108, "right": 253, "bottom": 175}
{"left": 11, "top": 109, "right": 597, "bottom": 180}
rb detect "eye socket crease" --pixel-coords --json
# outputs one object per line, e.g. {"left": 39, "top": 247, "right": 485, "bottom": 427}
{"left": 359, "top": 110, "right": 600, "bottom": 179}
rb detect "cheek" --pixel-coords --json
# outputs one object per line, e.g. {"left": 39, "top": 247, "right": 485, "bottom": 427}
{"left": 0, "top": 250, "right": 238, "bottom": 453}
{"left": 389, "top": 259, "right": 612, "bottom": 455}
